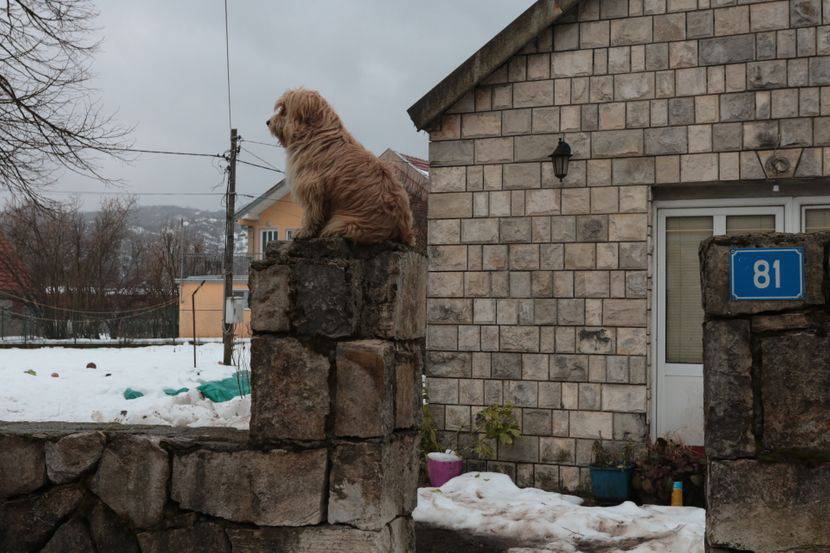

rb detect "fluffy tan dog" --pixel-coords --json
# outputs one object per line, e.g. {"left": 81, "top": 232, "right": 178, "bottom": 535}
{"left": 266, "top": 88, "right": 414, "bottom": 246}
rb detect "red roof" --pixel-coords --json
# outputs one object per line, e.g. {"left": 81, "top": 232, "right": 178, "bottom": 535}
{"left": 0, "top": 232, "right": 28, "bottom": 294}
{"left": 400, "top": 153, "right": 430, "bottom": 174}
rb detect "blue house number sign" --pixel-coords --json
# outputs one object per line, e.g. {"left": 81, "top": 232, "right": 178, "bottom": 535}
{"left": 730, "top": 247, "right": 804, "bottom": 300}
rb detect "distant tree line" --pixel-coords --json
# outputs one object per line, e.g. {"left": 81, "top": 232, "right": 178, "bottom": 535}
{"left": 0, "top": 198, "right": 211, "bottom": 339}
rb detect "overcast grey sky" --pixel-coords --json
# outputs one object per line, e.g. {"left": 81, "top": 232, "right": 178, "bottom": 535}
{"left": 43, "top": 1, "right": 531, "bottom": 210}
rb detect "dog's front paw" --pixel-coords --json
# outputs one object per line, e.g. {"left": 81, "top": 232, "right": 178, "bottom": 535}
{"left": 292, "top": 228, "right": 313, "bottom": 240}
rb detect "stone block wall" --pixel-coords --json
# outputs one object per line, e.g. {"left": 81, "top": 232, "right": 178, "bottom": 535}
{"left": 701, "top": 232, "right": 830, "bottom": 552}
{"left": 0, "top": 238, "right": 425, "bottom": 553}
{"left": 424, "top": 0, "right": 830, "bottom": 491}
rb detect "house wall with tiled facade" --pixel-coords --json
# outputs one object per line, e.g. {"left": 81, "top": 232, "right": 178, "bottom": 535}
{"left": 424, "top": 0, "right": 830, "bottom": 492}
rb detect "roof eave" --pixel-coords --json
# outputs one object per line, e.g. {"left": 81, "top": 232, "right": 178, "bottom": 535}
{"left": 407, "top": 0, "right": 576, "bottom": 131}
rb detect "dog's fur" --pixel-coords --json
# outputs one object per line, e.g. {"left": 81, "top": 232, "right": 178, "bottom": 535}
{"left": 266, "top": 88, "right": 414, "bottom": 246}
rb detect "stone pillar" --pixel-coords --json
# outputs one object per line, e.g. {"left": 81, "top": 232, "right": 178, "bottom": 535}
{"left": 700, "top": 232, "right": 830, "bottom": 552}
{"left": 248, "top": 238, "right": 426, "bottom": 552}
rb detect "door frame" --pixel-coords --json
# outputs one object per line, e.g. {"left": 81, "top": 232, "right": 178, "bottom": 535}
{"left": 650, "top": 197, "right": 791, "bottom": 443}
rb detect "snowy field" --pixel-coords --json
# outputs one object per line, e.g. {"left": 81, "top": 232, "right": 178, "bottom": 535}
{"left": 414, "top": 473, "right": 704, "bottom": 553}
{"left": 0, "top": 342, "right": 250, "bottom": 428}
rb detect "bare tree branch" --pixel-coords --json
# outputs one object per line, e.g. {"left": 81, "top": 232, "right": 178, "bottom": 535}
{"left": 0, "top": 0, "right": 130, "bottom": 205}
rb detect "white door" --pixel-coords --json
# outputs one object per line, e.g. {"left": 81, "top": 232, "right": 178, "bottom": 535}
{"left": 653, "top": 206, "right": 783, "bottom": 445}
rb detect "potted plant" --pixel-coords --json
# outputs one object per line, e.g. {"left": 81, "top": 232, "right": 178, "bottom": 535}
{"left": 420, "top": 403, "right": 521, "bottom": 487}
{"left": 421, "top": 403, "right": 464, "bottom": 487}
{"left": 589, "top": 440, "right": 635, "bottom": 503}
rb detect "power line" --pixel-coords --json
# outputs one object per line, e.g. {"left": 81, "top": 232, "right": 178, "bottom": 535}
{"left": 101, "top": 146, "right": 225, "bottom": 159}
{"left": 223, "top": 0, "right": 233, "bottom": 133}
{"left": 242, "top": 138, "right": 280, "bottom": 148}
{"left": 46, "top": 190, "right": 258, "bottom": 198}
{"left": 236, "top": 158, "right": 283, "bottom": 173}
{"left": 240, "top": 146, "right": 281, "bottom": 171}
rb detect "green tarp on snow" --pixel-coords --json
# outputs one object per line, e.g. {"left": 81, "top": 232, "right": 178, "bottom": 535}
{"left": 123, "top": 371, "right": 250, "bottom": 402}
{"left": 123, "top": 388, "right": 144, "bottom": 400}
{"left": 197, "top": 370, "right": 251, "bottom": 403}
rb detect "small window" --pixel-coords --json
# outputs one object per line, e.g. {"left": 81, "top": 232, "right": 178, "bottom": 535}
{"left": 804, "top": 207, "right": 830, "bottom": 232}
{"left": 665, "top": 216, "right": 713, "bottom": 364}
{"left": 285, "top": 228, "right": 297, "bottom": 241}
{"left": 725, "top": 214, "right": 776, "bottom": 235}
{"left": 261, "top": 229, "right": 279, "bottom": 252}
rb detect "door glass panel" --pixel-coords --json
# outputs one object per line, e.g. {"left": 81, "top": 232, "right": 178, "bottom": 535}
{"left": 805, "top": 208, "right": 830, "bottom": 232}
{"left": 665, "top": 216, "right": 713, "bottom": 364}
{"left": 725, "top": 214, "right": 776, "bottom": 235}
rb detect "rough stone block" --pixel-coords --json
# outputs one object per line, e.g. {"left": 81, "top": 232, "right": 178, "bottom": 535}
{"left": 645, "top": 127, "right": 687, "bottom": 155}
{"left": 335, "top": 340, "right": 395, "bottom": 438}
{"left": 361, "top": 250, "right": 427, "bottom": 339}
{"left": 395, "top": 346, "right": 422, "bottom": 430}
{"left": 250, "top": 336, "right": 330, "bottom": 442}
{"left": 429, "top": 140, "right": 474, "bottom": 166}
{"left": 747, "top": 60, "right": 788, "bottom": 90}
{"left": 461, "top": 112, "right": 501, "bottom": 138}
{"left": 699, "top": 35, "right": 755, "bottom": 65}
{"left": 0, "top": 435, "right": 44, "bottom": 498}
{"left": 226, "top": 523, "right": 401, "bottom": 553}
{"left": 498, "top": 435, "right": 540, "bottom": 462}
{"left": 329, "top": 434, "right": 418, "bottom": 531}
{"left": 703, "top": 319, "right": 754, "bottom": 459}
{"left": 513, "top": 81, "right": 554, "bottom": 108}
{"left": 809, "top": 56, "right": 830, "bottom": 85}
{"left": 570, "top": 411, "right": 613, "bottom": 439}
{"left": 89, "top": 501, "right": 140, "bottom": 553}
{"left": 172, "top": 448, "right": 327, "bottom": 526}
{"left": 249, "top": 264, "right": 290, "bottom": 332}
{"left": 719, "top": 92, "right": 755, "bottom": 121}
{"left": 293, "top": 261, "right": 361, "bottom": 338}
{"left": 760, "top": 329, "right": 830, "bottom": 453}
{"left": 700, "top": 234, "right": 826, "bottom": 316}
{"left": 41, "top": 518, "right": 96, "bottom": 553}
{"left": 592, "top": 130, "right": 644, "bottom": 157}
{"left": 791, "top": 0, "right": 821, "bottom": 27}
{"left": 707, "top": 460, "right": 830, "bottom": 551}
{"left": 614, "top": 73, "right": 655, "bottom": 101}
{"left": 0, "top": 485, "right": 83, "bottom": 552}
{"left": 45, "top": 431, "right": 105, "bottom": 485}
{"left": 137, "top": 524, "right": 231, "bottom": 553}
{"left": 610, "top": 17, "right": 653, "bottom": 45}
{"left": 89, "top": 435, "right": 169, "bottom": 529}
{"left": 601, "top": 384, "right": 647, "bottom": 412}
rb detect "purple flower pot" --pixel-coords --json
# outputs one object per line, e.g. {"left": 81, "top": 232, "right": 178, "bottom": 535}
{"left": 427, "top": 452, "right": 463, "bottom": 487}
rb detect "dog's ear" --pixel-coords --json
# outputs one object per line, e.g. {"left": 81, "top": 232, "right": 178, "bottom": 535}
{"left": 291, "top": 90, "right": 325, "bottom": 127}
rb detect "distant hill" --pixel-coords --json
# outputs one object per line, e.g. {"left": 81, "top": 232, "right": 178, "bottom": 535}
{"left": 86, "top": 205, "right": 247, "bottom": 253}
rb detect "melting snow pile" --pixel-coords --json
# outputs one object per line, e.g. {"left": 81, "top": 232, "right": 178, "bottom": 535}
{"left": 414, "top": 472, "right": 704, "bottom": 553}
{"left": 0, "top": 342, "right": 250, "bottom": 428}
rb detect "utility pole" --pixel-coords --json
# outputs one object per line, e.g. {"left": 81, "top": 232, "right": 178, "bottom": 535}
{"left": 222, "top": 128, "right": 238, "bottom": 365}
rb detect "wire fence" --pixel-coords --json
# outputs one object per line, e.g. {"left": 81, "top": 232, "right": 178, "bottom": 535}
{"left": 0, "top": 301, "right": 179, "bottom": 343}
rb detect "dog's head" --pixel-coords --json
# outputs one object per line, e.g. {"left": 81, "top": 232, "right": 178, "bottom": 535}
{"left": 266, "top": 88, "right": 335, "bottom": 147}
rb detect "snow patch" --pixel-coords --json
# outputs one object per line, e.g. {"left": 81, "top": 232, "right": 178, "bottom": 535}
{"left": 414, "top": 472, "right": 704, "bottom": 553}
{"left": 0, "top": 342, "right": 250, "bottom": 428}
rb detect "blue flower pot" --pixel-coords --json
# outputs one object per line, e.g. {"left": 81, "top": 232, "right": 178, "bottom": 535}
{"left": 589, "top": 466, "right": 633, "bottom": 502}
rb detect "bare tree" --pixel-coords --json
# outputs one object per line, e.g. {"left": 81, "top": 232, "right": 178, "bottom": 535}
{"left": 0, "top": 0, "right": 128, "bottom": 203}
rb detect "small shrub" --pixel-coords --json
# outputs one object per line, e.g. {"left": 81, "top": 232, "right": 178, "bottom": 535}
{"left": 591, "top": 440, "right": 635, "bottom": 468}
{"left": 471, "top": 404, "right": 520, "bottom": 459}
{"left": 420, "top": 403, "right": 442, "bottom": 457}
{"left": 631, "top": 438, "right": 705, "bottom": 507}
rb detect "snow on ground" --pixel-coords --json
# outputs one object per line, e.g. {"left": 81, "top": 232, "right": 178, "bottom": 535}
{"left": 0, "top": 342, "right": 250, "bottom": 428}
{"left": 414, "top": 472, "right": 704, "bottom": 553}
